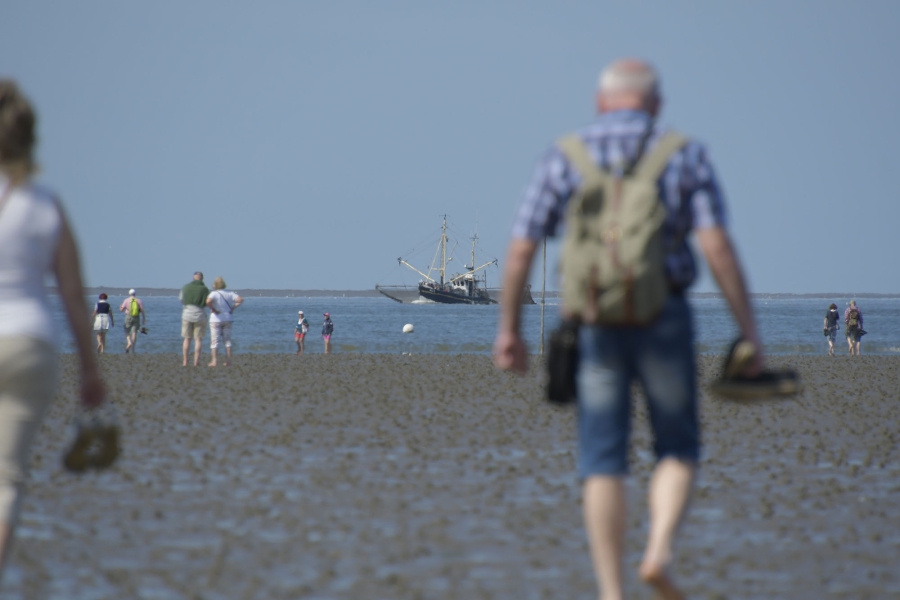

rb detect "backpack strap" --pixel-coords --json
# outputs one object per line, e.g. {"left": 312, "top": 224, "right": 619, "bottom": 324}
{"left": 633, "top": 132, "right": 688, "bottom": 182}
{"left": 556, "top": 135, "right": 611, "bottom": 187}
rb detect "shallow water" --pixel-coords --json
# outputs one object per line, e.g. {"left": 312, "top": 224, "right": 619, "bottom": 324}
{"left": 3, "top": 354, "right": 899, "bottom": 599}
{"left": 56, "top": 294, "right": 900, "bottom": 356}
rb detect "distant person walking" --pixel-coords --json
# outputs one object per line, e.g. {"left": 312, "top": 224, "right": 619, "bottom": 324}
{"left": 295, "top": 310, "right": 309, "bottom": 355}
{"left": 119, "top": 289, "right": 146, "bottom": 354}
{"left": 823, "top": 303, "right": 840, "bottom": 356}
{"left": 180, "top": 271, "right": 209, "bottom": 367}
{"left": 206, "top": 277, "right": 242, "bottom": 367}
{"left": 90, "top": 293, "right": 114, "bottom": 353}
{"left": 322, "top": 313, "right": 334, "bottom": 354}
{"left": 0, "top": 79, "right": 105, "bottom": 580}
{"left": 844, "top": 300, "right": 864, "bottom": 356}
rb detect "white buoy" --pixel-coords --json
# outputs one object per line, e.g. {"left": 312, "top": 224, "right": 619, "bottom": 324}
{"left": 402, "top": 323, "right": 414, "bottom": 333}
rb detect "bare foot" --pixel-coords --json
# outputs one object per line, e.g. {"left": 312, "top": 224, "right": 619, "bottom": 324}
{"left": 639, "top": 561, "right": 684, "bottom": 600}
{"left": 208, "top": 363, "right": 216, "bottom": 367}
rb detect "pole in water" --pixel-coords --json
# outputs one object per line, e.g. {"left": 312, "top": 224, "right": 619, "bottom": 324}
{"left": 540, "top": 238, "right": 546, "bottom": 355}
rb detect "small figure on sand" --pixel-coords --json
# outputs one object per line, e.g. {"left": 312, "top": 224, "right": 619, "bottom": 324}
{"left": 180, "top": 271, "right": 209, "bottom": 366}
{"left": 206, "top": 277, "right": 242, "bottom": 367}
{"left": 844, "top": 300, "right": 864, "bottom": 356}
{"left": 119, "top": 289, "right": 146, "bottom": 354}
{"left": 322, "top": 312, "right": 334, "bottom": 354}
{"left": 91, "top": 293, "right": 114, "bottom": 353}
{"left": 295, "top": 310, "right": 309, "bottom": 355}
{"left": 823, "top": 303, "right": 840, "bottom": 356}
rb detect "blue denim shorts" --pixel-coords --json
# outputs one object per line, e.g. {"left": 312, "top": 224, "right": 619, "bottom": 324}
{"left": 576, "top": 295, "right": 699, "bottom": 478}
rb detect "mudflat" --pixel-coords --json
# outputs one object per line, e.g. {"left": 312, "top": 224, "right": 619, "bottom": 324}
{"left": 6, "top": 354, "right": 899, "bottom": 599}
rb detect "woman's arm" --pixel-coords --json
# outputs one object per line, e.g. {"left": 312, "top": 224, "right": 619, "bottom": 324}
{"left": 206, "top": 292, "right": 220, "bottom": 315}
{"left": 52, "top": 211, "right": 104, "bottom": 408}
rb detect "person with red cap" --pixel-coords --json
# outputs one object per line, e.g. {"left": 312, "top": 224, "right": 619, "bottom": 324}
{"left": 322, "top": 312, "right": 334, "bottom": 354}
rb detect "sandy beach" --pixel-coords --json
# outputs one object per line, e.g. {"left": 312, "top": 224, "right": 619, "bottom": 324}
{"left": 3, "top": 354, "right": 899, "bottom": 599}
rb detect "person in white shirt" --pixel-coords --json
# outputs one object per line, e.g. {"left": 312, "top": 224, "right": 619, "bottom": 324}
{"left": 205, "top": 276, "right": 242, "bottom": 367}
{"left": 0, "top": 80, "right": 105, "bottom": 579}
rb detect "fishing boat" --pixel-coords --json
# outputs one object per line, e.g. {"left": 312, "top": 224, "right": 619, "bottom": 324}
{"left": 377, "top": 216, "right": 505, "bottom": 305}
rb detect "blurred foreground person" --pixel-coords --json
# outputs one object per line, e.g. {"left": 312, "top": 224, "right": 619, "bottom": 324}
{"left": 0, "top": 80, "right": 105, "bottom": 580}
{"left": 493, "top": 59, "right": 765, "bottom": 600}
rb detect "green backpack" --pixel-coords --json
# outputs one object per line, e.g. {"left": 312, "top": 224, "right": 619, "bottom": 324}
{"left": 847, "top": 308, "right": 859, "bottom": 328}
{"left": 557, "top": 131, "right": 687, "bottom": 325}
{"left": 129, "top": 298, "right": 140, "bottom": 317}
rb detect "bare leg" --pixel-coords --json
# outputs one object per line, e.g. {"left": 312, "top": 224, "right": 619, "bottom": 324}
{"left": 130, "top": 331, "right": 137, "bottom": 354}
{"left": 125, "top": 332, "right": 132, "bottom": 353}
{"left": 182, "top": 337, "right": 190, "bottom": 366}
{"left": 224, "top": 346, "right": 232, "bottom": 367}
{"left": 208, "top": 347, "right": 217, "bottom": 367}
{"left": 583, "top": 475, "right": 626, "bottom": 600}
{"left": 639, "top": 457, "right": 695, "bottom": 600}
{"left": 296, "top": 339, "right": 301, "bottom": 355}
{"left": 193, "top": 338, "right": 202, "bottom": 367}
{"left": 99, "top": 332, "right": 106, "bottom": 354}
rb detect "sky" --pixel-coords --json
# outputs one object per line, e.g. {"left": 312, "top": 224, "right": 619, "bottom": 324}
{"left": 2, "top": 1, "right": 898, "bottom": 293}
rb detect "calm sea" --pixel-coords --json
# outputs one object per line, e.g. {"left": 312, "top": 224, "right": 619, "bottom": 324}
{"left": 51, "top": 294, "right": 900, "bottom": 357}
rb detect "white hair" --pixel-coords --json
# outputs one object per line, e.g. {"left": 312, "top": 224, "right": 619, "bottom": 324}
{"left": 597, "top": 61, "right": 660, "bottom": 98}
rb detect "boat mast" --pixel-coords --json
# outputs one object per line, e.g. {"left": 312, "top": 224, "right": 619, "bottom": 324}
{"left": 470, "top": 232, "right": 477, "bottom": 275}
{"left": 440, "top": 214, "right": 447, "bottom": 285}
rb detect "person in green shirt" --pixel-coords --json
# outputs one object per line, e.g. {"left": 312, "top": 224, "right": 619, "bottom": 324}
{"left": 180, "top": 271, "right": 209, "bottom": 366}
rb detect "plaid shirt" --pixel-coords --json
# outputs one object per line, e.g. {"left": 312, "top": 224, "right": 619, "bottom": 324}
{"left": 511, "top": 109, "right": 728, "bottom": 290}
{"left": 844, "top": 306, "right": 863, "bottom": 328}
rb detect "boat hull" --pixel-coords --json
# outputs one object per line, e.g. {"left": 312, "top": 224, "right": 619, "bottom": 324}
{"left": 418, "top": 285, "right": 496, "bottom": 305}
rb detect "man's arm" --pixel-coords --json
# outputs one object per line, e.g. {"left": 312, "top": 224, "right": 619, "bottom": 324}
{"left": 493, "top": 238, "right": 539, "bottom": 373}
{"left": 695, "top": 226, "right": 763, "bottom": 372}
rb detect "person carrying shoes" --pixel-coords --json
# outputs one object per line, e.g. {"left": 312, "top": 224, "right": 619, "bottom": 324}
{"left": 493, "top": 59, "right": 768, "bottom": 600}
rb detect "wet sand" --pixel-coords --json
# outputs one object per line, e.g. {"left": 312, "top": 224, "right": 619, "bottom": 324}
{"left": 4, "top": 354, "right": 900, "bottom": 599}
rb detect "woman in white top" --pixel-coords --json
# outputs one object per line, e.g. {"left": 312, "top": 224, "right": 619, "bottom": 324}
{"left": 205, "top": 276, "right": 242, "bottom": 367}
{"left": 0, "top": 80, "right": 105, "bottom": 579}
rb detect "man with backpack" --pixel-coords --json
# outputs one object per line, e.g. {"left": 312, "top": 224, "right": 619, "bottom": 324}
{"left": 493, "top": 59, "right": 767, "bottom": 600}
{"left": 119, "top": 288, "right": 146, "bottom": 354}
{"left": 844, "top": 300, "right": 864, "bottom": 355}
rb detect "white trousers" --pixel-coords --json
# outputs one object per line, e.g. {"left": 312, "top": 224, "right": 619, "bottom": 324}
{"left": 0, "top": 337, "right": 58, "bottom": 524}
